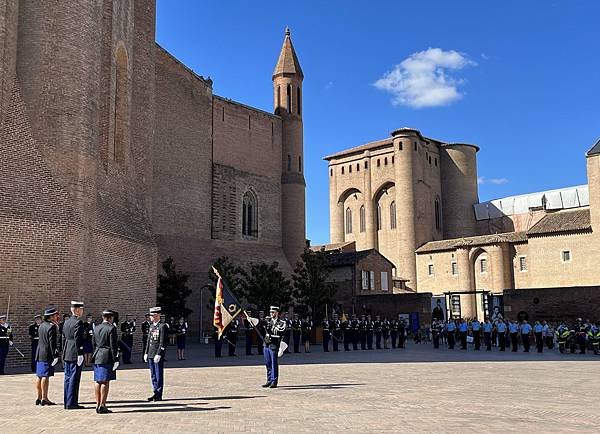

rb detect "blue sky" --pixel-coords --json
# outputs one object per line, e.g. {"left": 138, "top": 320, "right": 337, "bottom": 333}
{"left": 156, "top": 0, "right": 600, "bottom": 245}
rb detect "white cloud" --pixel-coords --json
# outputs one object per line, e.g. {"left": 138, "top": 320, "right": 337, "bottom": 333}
{"left": 374, "top": 48, "right": 476, "bottom": 108}
{"left": 478, "top": 176, "right": 509, "bottom": 185}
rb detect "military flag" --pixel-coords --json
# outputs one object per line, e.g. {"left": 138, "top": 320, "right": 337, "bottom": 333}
{"left": 212, "top": 267, "right": 243, "bottom": 339}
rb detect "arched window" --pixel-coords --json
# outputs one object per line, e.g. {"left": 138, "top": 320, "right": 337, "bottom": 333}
{"left": 299, "top": 155, "right": 302, "bottom": 172}
{"left": 435, "top": 197, "right": 441, "bottom": 231}
{"left": 242, "top": 191, "right": 258, "bottom": 238}
{"left": 360, "top": 206, "right": 366, "bottom": 233}
{"left": 114, "top": 44, "right": 130, "bottom": 164}
{"left": 297, "top": 86, "right": 301, "bottom": 115}
{"left": 341, "top": 166, "right": 345, "bottom": 174}
{"left": 349, "top": 165, "right": 352, "bottom": 173}
{"left": 377, "top": 204, "right": 382, "bottom": 230}
{"left": 287, "top": 84, "right": 292, "bottom": 113}
{"left": 384, "top": 157, "right": 388, "bottom": 165}
{"left": 390, "top": 201, "right": 397, "bottom": 229}
{"left": 345, "top": 207, "right": 353, "bottom": 234}
{"left": 356, "top": 163, "right": 360, "bottom": 172}
{"left": 277, "top": 86, "right": 281, "bottom": 108}
{"left": 365, "top": 161, "right": 368, "bottom": 169}
{"left": 287, "top": 154, "right": 291, "bottom": 171}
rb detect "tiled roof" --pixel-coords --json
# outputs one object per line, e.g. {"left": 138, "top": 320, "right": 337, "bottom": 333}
{"left": 323, "top": 249, "right": 394, "bottom": 268}
{"left": 272, "top": 28, "right": 303, "bottom": 78}
{"left": 527, "top": 208, "right": 591, "bottom": 236}
{"left": 416, "top": 232, "right": 528, "bottom": 254}
{"left": 323, "top": 138, "right": 393, "bottom": 160}
{"left": 587, "top": 138, "right": 600, "bottom": 156}
{"left": 309, "top": 241, "right": 356, "bottom": 253}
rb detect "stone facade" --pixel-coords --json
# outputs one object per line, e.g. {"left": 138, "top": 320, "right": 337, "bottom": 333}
{"left": 327, "top": 128, "right": 600, "bottom": 320}
{"left": 0, "top": 2, "right": 305, "bottom": 367}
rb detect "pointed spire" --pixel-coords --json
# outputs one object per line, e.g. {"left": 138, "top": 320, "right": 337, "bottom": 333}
{"left": 273, "top": 27, "right": 303, "bottom": 79}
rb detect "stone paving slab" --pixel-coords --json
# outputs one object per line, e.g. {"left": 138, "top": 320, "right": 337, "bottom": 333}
{"left": 1, "top": 343, "right": 599, "bottom": 433}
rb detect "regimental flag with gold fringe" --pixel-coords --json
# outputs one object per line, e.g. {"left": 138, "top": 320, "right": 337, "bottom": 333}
{"left": 212, "top": 266, "right": 243, "bottom": 339}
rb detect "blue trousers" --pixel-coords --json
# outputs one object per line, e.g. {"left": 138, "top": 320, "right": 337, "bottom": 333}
{"left": 63, "top": 361, "right": 82, "bottom": 407}
{"left": 263, "top": 346, "right": 278, "bottom": 384}
{"left": 148, "top": 359, "right": 164, "bottom": 397}
{"left": 0, "top": 346, "right": 8, "bottom": 374}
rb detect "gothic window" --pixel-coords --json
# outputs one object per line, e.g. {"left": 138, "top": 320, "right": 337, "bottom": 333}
{"left": 277, "top": 86, "right": 281, "bottom": 108}
{"left": 341, "top": 166, "right": 344, "bottom": 174}
{"left": 299, "top": 155, "right": 302, "bottom": 172}
{"left": 384, "top": 157, "right": 388, "bottom": 165}
{"left": 360, "top": 206, "right": 365, "bottom": 233}
{"left": 349, "top": 165, "right": 352, "bottom": 173}
{"left": 287, "top": 154, "right": 291, "bottom": 171}
{"left": 242, "top": 191, "right": 258, "bottom": 238}
{"left": 390, "top": 201, "right": 397, "bottom": 229}
{"left": 297, "top": 86, "right": 301, "bottom": 115}
{"left": 287, "top": 84, "right": 292, "bottom": 113}
{"left": 345, "top": 207, "right": 353, "bottom": 234}
{"left": 435, "top": 197, "right": 441, "bottom": 231}
{"left": 365, "top": 161, "right": 368, "bottom": 169}
{"left": 377, "top": 204, "right": 382, "bottom": 230}
{"left": 114, "top": 44, "right": 130, "bottom": 164}
{"left": 356, "top": 163, "right": 360, "bottom": 172}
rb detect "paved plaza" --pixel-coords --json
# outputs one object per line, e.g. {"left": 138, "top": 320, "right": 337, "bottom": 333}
{"left": 2, "top": 343, "right": 600, "bottom": 433}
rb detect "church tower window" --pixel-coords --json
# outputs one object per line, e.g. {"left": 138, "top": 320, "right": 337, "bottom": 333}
{"left": 287, "top": 154, "right": 292, "bottom": 171}
{"left": 297, "top": 86, "right": 301, "bottom": 115}
{"left": 360, "top": 206, "right": 366, "bottom": 233}
{"left": 345, "top": 207, "right": 353, "bottom": 234}
{"left": 377, "top": 204, "right": 382, "bottom": 230}
{"left": 242, "top": 191, "right": 258, "bottom": 238}
{"left": 390, "top": 201, "right": 397, "bottom": 229}
{"left": 113, "top": 44, "right": 130, "bottom": 164}
{"left": 435, "top": 197, "right": 441, "bottom": 231}
{"left": 287, "top": 84, "right": 292, "bottom": 113}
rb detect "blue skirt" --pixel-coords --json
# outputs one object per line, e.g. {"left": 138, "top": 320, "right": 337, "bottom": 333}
{"left": 36, "top": 361, "right": 54, "bottom": 378}
{"left": 93, "top": 364, "right": 116, "bottom": 382}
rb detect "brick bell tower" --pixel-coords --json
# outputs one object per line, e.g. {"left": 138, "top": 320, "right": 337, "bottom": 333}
{"left": 273, "top": 28, "right": 306, "bottom": 266}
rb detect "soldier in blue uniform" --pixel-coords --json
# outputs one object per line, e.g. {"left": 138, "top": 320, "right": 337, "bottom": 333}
{"left": 382, "top": 318, "right": 390, "bottom": 349}
{"left": 390, "top": 318, "right": 399, "bottom": 349}
{"left": 28, "top": 314, "right": 42, "bottom": 373}
{"left": 398, "top": 317, "right": 406, "bottom": 349}
{"left": 226, "top": 318, "right": 238, "bottom": 357}
{"left": 82, "top": 314, "right": 94, "bottom": 366}
{"left": 144, "top": 306, "right": 167, "bottom": 401}
{"left": 321, "top": 316, "right": 330, "bottom": 352}
{"left": 495, "top": 319, "right": 507, "bottom": 351}
{"left": 350, "top": 315, "right": 359, "bottom": 350}
{"left": 520, "top": 320, "right": 532, "bottom": 352}
{"left": 508, "top": 320, "right": 519, "bottom": 352}
{"left": 120, "top": 315, "right": 136, "bottom": 364}
{"left": 35, "top": 307, "right": 60, "bottom": 405}
{"left": 243, "top": 311, "right": 254, "bottom": 356}
{"left": 374, "top": 316, "right": 382, "bottom": 349}
{"left": 533, "top": 321, "right": 544, "bottom": 353}
{"left": 176, "top": 317, "right": 189, "bottom": 360}
{"left": 92, "top": 309, "right": 119, "bottom": 414}
{"left": 62, "top": 301, "right": 86, "bottom": 409}
{"left": 291, "top": 314, "right": 302, "bottom": 353}
{"left": 366, "top": 315, "right": 374, "bottom": 349}
{"left": 262, "top": 306, "right": 286, "bottom": 388}
{"left": 459, "top": 319, "right": 468, "bottom": 350}
{"left": 471, "top": 319, "right": 481, "bottom": 350}
{"left": 358, "top": 315, "right": 367, "bottom": 350}
{"left": 446, "top": 319, "right": 456, "bottom": 349}
{"left": 0, "top": 314, "right": 14, "bottom": 375}
{"left": 483, "top": 319, "right": 493, "bottom": 351}
{"left": 302, "top": 316, "right": 312, "bottom": 353}
{"left": 331, "top": 314, "right": 342, "bottom": 351}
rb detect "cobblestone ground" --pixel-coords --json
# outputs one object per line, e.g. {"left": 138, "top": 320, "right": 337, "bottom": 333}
{"left": 2, "top": 342, "right": 600, "bottom": 433}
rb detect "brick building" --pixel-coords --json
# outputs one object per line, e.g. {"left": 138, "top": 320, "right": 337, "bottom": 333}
{"left": 326, "top": 128, "right": 600, "bottom": 320}
{"left": 0, "top": 1, "right": 305, "bottom": 367}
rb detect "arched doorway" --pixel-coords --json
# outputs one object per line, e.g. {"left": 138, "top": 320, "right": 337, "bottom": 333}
{"left": 373, "top": 181, "right": 396, "bottom": 261}
{"left": 470, "top": 247, "right": 492, "bottom": 321}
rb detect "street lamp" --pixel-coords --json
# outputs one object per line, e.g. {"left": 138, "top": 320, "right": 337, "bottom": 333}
{"left": 199, "top": 284, "right": 213, "bottom": 343}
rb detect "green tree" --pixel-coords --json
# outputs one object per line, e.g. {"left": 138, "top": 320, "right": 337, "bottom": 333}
{"left": 292, "top": 248, "right": 336, "bottom": 320}
{"left": 157, "top": 257, "right": 192, "bottom": 318}
{"left": 239, "top": 261, "right": 292, "bottom": 312}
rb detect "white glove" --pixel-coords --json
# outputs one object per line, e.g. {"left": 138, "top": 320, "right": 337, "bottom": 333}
{"left": 9, "top": 341, "right": 13, "bottom": 346}
{"left": 143, "top": 353, "right": 148, "bottom": 363}
{"left": 51, "top": 358, "right": 59, "bottom": 367}
{"left": 153, "top": 354, "right": 161, "bottom": 363}
{"left": 77, "top": 355, "right": 84, "bottom": 366}
{"left": 113, "top": 361, "right": 119, "bottom": 371}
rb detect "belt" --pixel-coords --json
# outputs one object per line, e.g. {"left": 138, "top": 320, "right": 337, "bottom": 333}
{"left": 0, "top": 337, "right": 9, "bottom": 339}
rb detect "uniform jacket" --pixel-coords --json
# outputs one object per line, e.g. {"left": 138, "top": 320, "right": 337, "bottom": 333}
{"left": 0, "top": 323, "right": 13, "bottom": 348}
{"left": 62, "top": 315, "right": 85, "bottom": 361}
{"left": 28, "top": 323, "right": 40, "bottom": 341}
{"left": 92, "top": 322, "right": 120, "bottom": 364}
{"left": 142, "top": 320, "right": 151, "bottom": 336}
{"left": 145, "top": 321, "right": 167, "bottom": 358}
{"left": 35, "top": 320, "right": 58, "bottom": 362}
{"left": 264, "top": 317, "right": 286, "bottom": 350}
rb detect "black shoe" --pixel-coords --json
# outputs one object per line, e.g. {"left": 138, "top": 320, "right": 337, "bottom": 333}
{"left": 41, "top": 400, "right": 56, "bottom": 406}
{"left": 269, "top": 382, "right": 278, "bottom": 388}
{"left": 35, "top": 399, "right": 41, "bottom": 406}
{"left": 98, "top": 406, "right": 112, "bottom": 414}
{"left": 96, "top": 406, "right": 100, "bottom": 414}
{"left": 154, "top": 396, "right": 162, "bottom": 401}
{"left": 147, "top": 395, "right": 156, "bottom": 402}
{"left": 262, "top": 382, "right": 272, "bottom": 388}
